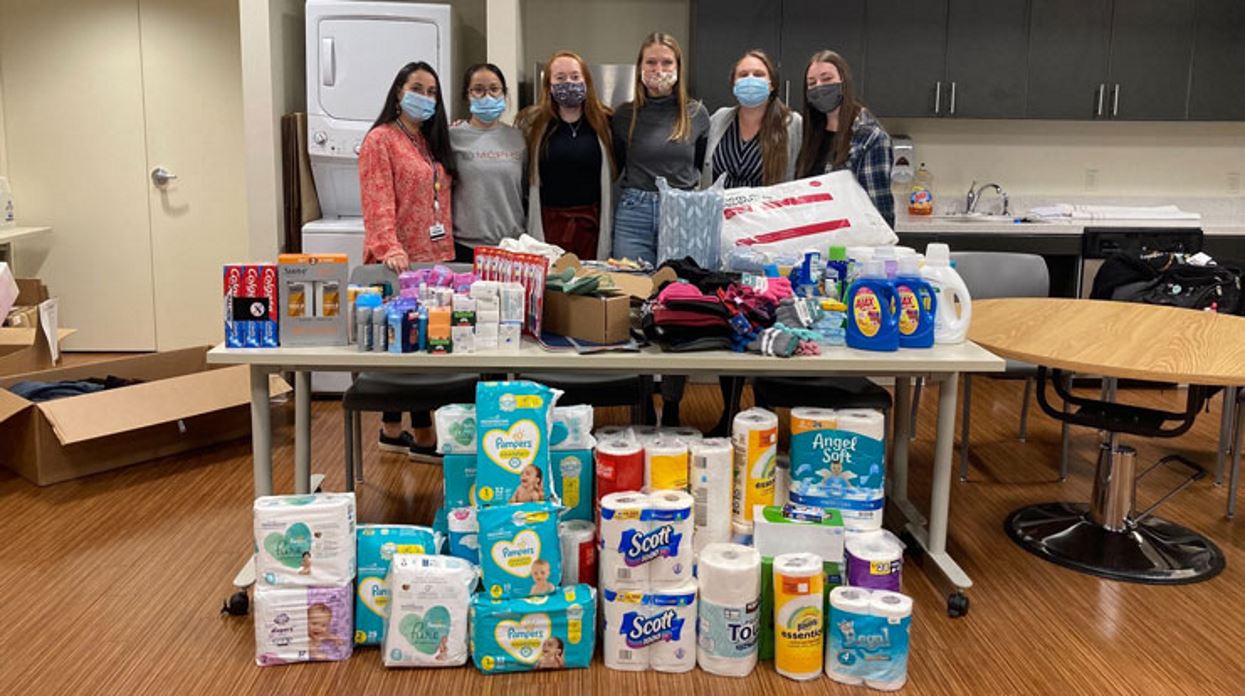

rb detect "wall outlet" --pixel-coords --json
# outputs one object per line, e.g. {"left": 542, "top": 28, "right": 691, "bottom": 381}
{"left": 1229, "top": 171, "right": 1241, "bottom": 195}
{"left": 1084, "top": 168, "right": 1099, "bottom": 192}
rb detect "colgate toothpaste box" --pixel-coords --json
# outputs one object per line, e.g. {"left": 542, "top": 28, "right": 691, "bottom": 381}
{"left": 224, "top": 263, "right": 279, "bottom": 348}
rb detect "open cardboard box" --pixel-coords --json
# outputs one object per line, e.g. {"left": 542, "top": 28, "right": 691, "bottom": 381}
{"left": 0, "top": 278, "right": 74, "bottom": 376}
{"left": 543, "top": 255, "right": 677, "bottom": 344}
{"left": 550, "top": 254, "right": 678, "bottom": 301}
{"left": 0, "top": 346, "right": 290, "bottom": 486}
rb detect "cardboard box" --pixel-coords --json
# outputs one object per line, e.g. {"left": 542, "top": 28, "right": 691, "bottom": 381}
{"left": 0, "top": 346, "right": 290, "bottom": 486}
{"left": 542, "top": 290, "right": 631, "bottom": 344}
{"left": 0, "top": 278, "right": 73, "bottom": 376}
{"left": 550, "top": 254, "right": 678, "bottom": 302}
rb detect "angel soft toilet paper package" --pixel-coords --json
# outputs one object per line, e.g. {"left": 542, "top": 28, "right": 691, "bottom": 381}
{"left": 254, "top": 583, "right": 353, "bottom": 666}
{"left": 253, "top": 493, "right": 356, "bottom": 587}
{"left": 789, "top": 409, "right": 887, "bottom": 531}
{"left": 475, "top": 381, "right": 560, "bottom": 506}
{"left": 354, "top": 524, "right": 444, "bottom": 646}
{"left": 478, "top": 502, "right": 563, "bottom": 599}
{"left": 469, "top": 584, "right": 597, "bottom": 674}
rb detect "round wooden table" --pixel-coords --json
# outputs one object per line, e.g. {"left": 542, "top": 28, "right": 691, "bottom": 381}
{"left": 970, "top": 298, "right": 1245, "bottom": 584}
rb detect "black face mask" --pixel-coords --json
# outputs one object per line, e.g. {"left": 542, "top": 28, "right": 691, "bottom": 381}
{"left": 807, "top": 83, "right": 844, "bottom": 113}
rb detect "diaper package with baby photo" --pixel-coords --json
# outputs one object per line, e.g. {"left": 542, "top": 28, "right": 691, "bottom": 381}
{"left": 478, "top": 502, "right": 562, "bottom": 600}
{"left": 253, "top": 492, "right": 356, "bottom": 587}
{"left": 475, "top": 381, "right": 560, "bottom": 507}
{"left": 383, "top": 554, "right": 478, "bottom": 668}
{"left": 469, "top": 584, "right": 597, "bottom": 674}
{"left": 354, "top": 524, "right": 444, "bottom": 646}
{"left": 254, "top": 583, "right": 353, "bottom": 666}
{"left": 443, "top": 453, "right": 478, "bottom": 509}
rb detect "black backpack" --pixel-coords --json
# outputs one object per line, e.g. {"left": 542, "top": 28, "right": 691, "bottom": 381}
{"left": 1092, "top": 252, "right": 1244, "bottom": 315}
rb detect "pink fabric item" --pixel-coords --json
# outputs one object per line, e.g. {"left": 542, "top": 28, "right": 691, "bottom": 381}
{"left": 757, "top": 276, "right": 793, "bottom": 304}
{"left": 656, "top": 281, "right": 718, "bottom": 304}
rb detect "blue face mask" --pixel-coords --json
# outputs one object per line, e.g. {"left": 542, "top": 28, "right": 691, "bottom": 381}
{"left": 733, "top": 76, "right": 771, "bottom": 108}
{"left": 470, "top": 95, "right": 507, "bottom": 123}
{"left": 400, "top": 90, "right": 438, "bottom": 122}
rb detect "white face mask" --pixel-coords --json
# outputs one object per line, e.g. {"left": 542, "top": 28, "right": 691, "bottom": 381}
{"left": 643, "top": 70, "right": 677, "bottom": 92}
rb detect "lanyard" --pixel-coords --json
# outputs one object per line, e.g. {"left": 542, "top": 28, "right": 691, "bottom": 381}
{"left": 396, "top": 120, "right": 441, "bottom": 213}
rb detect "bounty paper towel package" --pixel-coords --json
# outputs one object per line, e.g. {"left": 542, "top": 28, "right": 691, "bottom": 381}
{"left": 470, "top": 584, "right": 597, "bottom": 674}
{"left": 383, "top": 554, "right": 477, "bottom": 668}
{"left": 759, "top": 555, "right": 841, "bottom": 662}
{"left": 788, "top": 408, "right": 886, "bottom": 531}
{"left": 354, "top": 525, "right": 443, "bottom": 645}
{"left": 443, "top": 453, "right": 478, "bottom": 509}
{"left": 478, "top": 502, "right": 563, "bottom": 599}
{"left": 475, "top": 381, "right": 560, "bottom": 506}
{"left": 253, "top": 493, "right": 356, "bottom": 587}
{"left": 551, "top": 405, "right": 594, "bottom": 450}
{"left": 435, "top": 403, "right": 477, "bottom": 454}
{"left": 552, "top": 446, "right": 595, "bottom": 523}
{"left": 446, "top": 507, "right": 480, "bottom": 564}
{"left": 254, "top": 583, "right": 353, "bottom": 665}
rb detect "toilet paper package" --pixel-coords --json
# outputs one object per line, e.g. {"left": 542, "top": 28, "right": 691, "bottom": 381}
{"left": 690, "top": 438, "right": 734, "bottom": 555}
{"left": 434, "top": 403, "right": 477, "bottom": 454}
{"left": 598, "top": 492, "right": 651, "bottom": 588}
{"left": 697, "top": 543, "right": 761, "bottom": 677}
{"left": 646, "top": 490, "right": 695, "bottom": 588}
{"left": 789, "top": 408, "right": 886, "bottom": 531}
{"left": 478, "top": 502, "right": 562, "bottom": 599}
{"left": 773, "top": 552, "right": 825, "bottom": 681}
{"left": 470, "top": 584, "right": 597, "bottom": 674}
{"left": 828, "top": 588, "right": 912, "bottom": 690}
{"left": 732, "top": 408, "right": 779, "bottom": 529}
{"left": 552, "top": 446, "right": 594, "bottom": 523}
{"left": 845, "top": 530, "right": 904, "bottom": 592}
{"left": 664, "top": 427, "right": 704, "bottom": 444}
{"left": 355, "top": 524, "right": 443, "bottom": 645}
{"left": 601, "top": 582, "right": 698, "bottom": 673}
{"left": 443, "top": 454, "right": 478, "bottom": 510}
{"left": 595, "top": 438, "right": 645, "bottom": 504}
{"left": 753, "top": 504, "right": 845, "bottom": 564}
{"left": 594, "top": 426, "right": 635, "bottom": 444}
{"left": 551, "top": 405, "right": 594, "bottom": 450}
{"left": 253, "top": 492, "right": 356, "bottom": 587}
{"left": 446, "top": 507, "right": 480, "bottom": 564}
{"left": 475, "top": 381, "right": 560, "bottom": 506}
{"left": 645, "top": 437, "right": 690, "bottom": 492}
{"left": 601, "top": 588, "right": 650, "bottom": 671}
{"left": 559, "top": 519, "right": 597, "bottom": 586}
{"left": 383, "top": 554, "right": 477, "bottom": 667}
{"left": 254, "top": 583, "right": 353, "bottom": 666}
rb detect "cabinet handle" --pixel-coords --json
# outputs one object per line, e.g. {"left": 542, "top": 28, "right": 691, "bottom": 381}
{"left": 949, "top": 81, "right": 957, "bottom": 115}
{"left": 1112, "top": 84, "right": 1120, "bottom": 118}
{"left": 1096, "top": 84, "right": 1105, "bottom": 118}
{"left": 785, "top": 80, "right": 790, "bottom": 106}
{"left": 934, "top": 81, "right": 942, "bottom": 115}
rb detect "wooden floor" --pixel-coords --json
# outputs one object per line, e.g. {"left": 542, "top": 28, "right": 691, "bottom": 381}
{"left": 3, "top": 377, "right": 1245, "bottom": 695}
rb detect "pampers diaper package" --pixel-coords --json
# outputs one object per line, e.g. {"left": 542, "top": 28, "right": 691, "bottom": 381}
{"left": 443, "top": 453, "right": 478, "bottom": 509}
{"left": 475, "top": 381, "right": 560, "bottom": 506}
{"left": 253, "top": 492, "right": 356, "bottom": 587}
{"left": 355, "top": 525, "right": 443, "bottom": 646}
{"left": 383, "top": 554, "right": 478, "bottom": 668}
{"left": 551, "top": 446, "right": 595, "bottom": 523}
{"left": 254, "top": 583, "right": 353, "bottom": 665}
{"left": 469, "top": 584, "right": 597, "bottom": 674}
{"left": 478, "top": 502, "right": 563, "bottom": 599}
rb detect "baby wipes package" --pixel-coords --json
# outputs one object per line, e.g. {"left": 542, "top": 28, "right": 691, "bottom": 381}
{"left": 478, "top": 502, "right": 563, "bottom": 599}
{"left": 446, "top": 507, "right": 480, "bottom": 564}
{"left": 475, "top": 381, "right": 560, "bottom": 506}
{"left": 254, "top": 583, "right": 353, "bottom": 666}
{"left": 435, "top": 403, "right": 477, "bottom": 454}
{"left": 383, "top": 554, "right": 478, "bottom": 668}
{"left": 354, "top": 524, "right": 443, "bottom": 646}
{"left": 253, "top": 492, "right": 356, "bottom": 587}
{"left": 470, "top": 584, "right": 597, "bottom": 674}
{"left": 443, "top": 453, "right": 478, "bottom": 509}
{"left": 552, "top": 446, "right": 595, "bottom": 523}
{"left": 551, "top": 405, "right": 594, "bottom": 450}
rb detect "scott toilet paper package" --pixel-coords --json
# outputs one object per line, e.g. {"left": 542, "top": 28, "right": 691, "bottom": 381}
{"left": 355, "top": 524, "right": 443, "bottom": 645}
{"left": 254, "top": 583, "right": 353, "bottom": 666}
{"left": 475, "top": 381, "right": 560, "bottom": 506}
{"left": 552, "top": 446, "right": 595, "bottom": 523}
{"left": 470, "top": 584, "right": 597, "bottom": 674}
{"left": 253, "top": 492, "right": 356, "bottom": 587}
{"left": 601, "top": 582, "right": 698, "bottom": 673}
{"left": 383, "top": 554, "right": 477, "bottom": 668}
{"left": 478, "top": 502, "right": 562, "bottom": 599}
{"left": 434, "top": 403, "right": 477, "bottom": 454}
{"left": 598, "top": 491, "right": 694, "bottom": 589}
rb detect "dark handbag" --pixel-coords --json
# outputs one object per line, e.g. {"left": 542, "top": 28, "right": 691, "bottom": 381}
{"left": 1113, "top": 262, "right": 1243, "bottom": 315}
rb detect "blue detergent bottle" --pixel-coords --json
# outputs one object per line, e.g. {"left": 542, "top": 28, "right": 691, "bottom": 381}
{"left": 846, "top": 259, "right": 899, "bottom": 351}
{"left": 895, "top": 255, "right": 936, "bottom": 348}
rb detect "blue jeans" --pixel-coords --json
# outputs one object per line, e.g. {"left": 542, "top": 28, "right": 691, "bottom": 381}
{"left": 612, "top": 188, "right": 660, "bottom": 265}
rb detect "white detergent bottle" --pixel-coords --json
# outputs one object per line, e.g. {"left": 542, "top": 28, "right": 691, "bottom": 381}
{"left": 922, "top": 243, "right": 971, "bottom": 343}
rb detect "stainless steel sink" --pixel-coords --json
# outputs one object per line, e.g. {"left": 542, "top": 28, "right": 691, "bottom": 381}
{"left": 936, "top": 212, "right": 1016, "bottom": 223}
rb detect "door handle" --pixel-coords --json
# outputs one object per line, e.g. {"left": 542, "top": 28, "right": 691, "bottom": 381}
{"left": 1111, "top": 84, "right": 1120, "bottom": 118}
{"left": 151, "top": 167, "right": 178, "bottom": 188}
{"left": 949, "top": 81, "right": 957, "bottom": 116}
{"left": 1096, "top": 84, "right": 1105, "bottom": 118}
{"left": 785, "top": 80, "right": 790, "bottom": 106}
{"left": 934, "top": 81, "right": 942, "bottom": 115}
{"left": 321, "top": 38, "right": 335, "bottom": 87}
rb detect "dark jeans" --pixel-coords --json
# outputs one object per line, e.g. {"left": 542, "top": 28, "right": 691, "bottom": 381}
{"left": 453, "top": 242, "right": 476, "bottom": 264}
{"left": 381, "top": 411, "right": 433, "bottom": 428}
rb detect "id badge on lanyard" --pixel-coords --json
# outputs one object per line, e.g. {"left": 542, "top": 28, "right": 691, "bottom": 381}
{"left": 428, "top": 166, "right": 446, "bottom": 241}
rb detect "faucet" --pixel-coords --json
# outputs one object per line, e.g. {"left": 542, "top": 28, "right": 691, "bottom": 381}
{"left": 965, "top": 181, "right": 1009, "bottom": 215}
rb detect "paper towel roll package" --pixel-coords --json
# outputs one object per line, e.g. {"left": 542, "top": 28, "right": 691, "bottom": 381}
{"left": 559, "top": 519, "right": 597, "bottom": 586}
{"left": 601, "top": 582, "right": 698, "bottom": 672}
{"left": 383, "top": 554, "right": 477, "bottom": 667}
{"left": 552, "top": 447, "right": 594, "bottom": 522}
{"left": 443, "top": 454, "right": 477, "bottom": 509}
{"left": 253, "top": 492, "right": 356, "bottom": 588}
{"left": 470, "top": 584, "right": 597, "bottom": 674}
{"left": 827, "top": 587, "right": 912, "bottom": 690}
{"left": 598, "top": 492, "right": 652, "bottom": 588}
{"left": 645, "top": 437, "right": 690, "bottom": 491}
{"left": 753, "top": 504, "right": 845, "bottom": 563}
{"left": 551, "top": 405, "right": 594, "bottom": 450}
{"left": 434, "top": 403, "right": 477, "bottom": 454}
{"left": 732, "top": 408, "right": 779, "bottom": 529}
{"left": 254, "top": 583, "right": 354, "bottom": 665}
{"left": 759, "top": 555, "right": 843, "bottom": 662}
{"left": 595, "top": 439, "right": 645, "bottom": 505}
{"left": 773, "top": 552, "right": 825, "bottom": 681}
{"left": 477, "top": 502, "right": 562, "bottom": 599}
{"left": 593, "top": 426, "right": 635, "bottom": 443}
{"left": 475, "top": 381, "right": 560, "bottom": 507}
{"left": 845, "top": 529, "right": 904, "bottom": 592}
{"left": 788, "top": 408, "right": 886, "bottom": 531}
{"left": 446, "top": 507, "right": 480, "bottom": 565}
{"left": 697, "top": 544, "right": 761, "bottom": 677}
{"left": 355, "top": 524, "right": 444, "bottom": 645}
{"left": 690, "top": 438, "right": 734, "bottom": 555}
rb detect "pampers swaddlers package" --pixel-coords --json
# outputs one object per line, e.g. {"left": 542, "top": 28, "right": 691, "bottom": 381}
{"left": 470, "top": 584, "right": 597, "bottom": 674}
{"left": 478, "top": 502, "right": 563, "bottom": 599}
{"left": 475, "top": 381, "right": 561, "bottom": 506}
{"left": 253, "top": 492, "right": 356, "bottom": 587}
{"left": 355, "top": 525, "right": 444, "bottom": 646}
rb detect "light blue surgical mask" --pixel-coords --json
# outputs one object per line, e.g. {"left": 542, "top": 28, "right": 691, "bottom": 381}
{"left": 733, "top": 76, "right": 771, "bottom": 108}
{"left": 470, "top": 95, "right": 507, "bottom": 123}
{"left": 400, "top": 90, "right": 438, "bottom": 122}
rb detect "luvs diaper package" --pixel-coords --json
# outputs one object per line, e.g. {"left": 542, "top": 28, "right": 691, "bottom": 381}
{"left": 254, "top": 583, "right": 353, "bottom": 666}
{"left": 475, "top": 381, "right": 560, "bottom": 506}
{"left": 383, "top": 554, "right": 478, "bottom": 668}
{"left": 478, "top": 502, "right": 562, "bottom": 599}
{"left": 470, "top": 584, "right": 597, "bottom": 674}
{"left": 253, "top": 492, "right": 356, "bottom": 587}
{"left": 354, "top": 524, "right": 443, "bottom": 646}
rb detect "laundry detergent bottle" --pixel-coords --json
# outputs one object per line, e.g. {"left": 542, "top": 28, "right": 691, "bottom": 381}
{"left": 846, "top": 259, "right": 899, "bottom": 352}
{"left": 922, "top": 243, "right": 972, "bottom": 343}
{"left": 895, "top": 255, "right": 936, "bottom": 348}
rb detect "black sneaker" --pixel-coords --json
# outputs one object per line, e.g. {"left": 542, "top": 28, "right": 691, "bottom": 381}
{"left": 378, "top": 429, "right": 416, "bottom": 454}
{"left": 408, "top": 442, "right": 441, "bottom": 463}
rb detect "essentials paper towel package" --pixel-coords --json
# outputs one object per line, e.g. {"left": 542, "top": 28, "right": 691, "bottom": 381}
{"left": 732, "top": 408, "right": 779, "bottom": 530}
{"left": 443, "top": 453, "right": 477, "bottom": 509}
{"left": 753, "top": 504, "right": 845, "bottom": 563}
{"left": 601, "top": 581, "right": 698, "bottom": 673}
{"left": 788, "top": 408, "right": 887, "bottom": 531}
{"left": 434, "top": 403, "right": 477, "bottom": 454}
{"left": 827, "top": 587, "right": 913, "bottom": 690}
{"left": 469, "top": 584, "right": 597, "bottom": 673}
{"left": 552, "top": 447, "right": 594, "bottom": 522}
{"left": 355, "top": 524, "right": 443, "bottom": 645}
{"left": 253, "top": 492, "right": 356, "bottom": 587}
{"left": 773, "top": 552, "right": 825, "bottom": 681}
{"left": 475, "top": 381, "right": 560, "bottom": 506}
{"left": 551, "top": 405, "right": 594, "bottom": 450}
{"left": 254, "top": 583, "right": 354, "bottom": 666}
{"left": 697, "top": 544, "right": 761, "bottom": 677}
{"left": 383, "top": 554, "right": 477, "bottom": 668}
{"left": 759, "top": 554, "right": 842, "bottom": 662}
{"left": 477, "top": 502, "right": 562, "bottom": 599}
{"left": 446, "top": 507, "right": 480, "bottom": 564}
{"left": 598, "top": 491, "right": 694, "bottom": 590}
{"left": 690, "top": 438, "right": 734, "bottom": 555}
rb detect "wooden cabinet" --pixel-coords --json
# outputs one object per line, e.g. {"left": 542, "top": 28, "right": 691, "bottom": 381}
{"left": 1188, "top": 0, "right": 1245, "bottom": 120}
{"left": 863, "top": 0, "right": 949, "bottom": 117}
{"left": 689, "top": 0, "right": 782, "bottom": 112}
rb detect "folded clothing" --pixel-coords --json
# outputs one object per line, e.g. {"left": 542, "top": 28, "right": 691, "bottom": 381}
{"left": 659, "top": 257, "right": 741, "bottom": 294}
{"left": 8, "top": 375, "right": 146, "bottom": 403}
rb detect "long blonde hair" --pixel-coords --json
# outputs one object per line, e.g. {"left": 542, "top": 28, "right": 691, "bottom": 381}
{"left": 628, "top": 32, "right": 693, "bottom": 143}
{"left": 731, "top": 49, "right": 793, "bottom": 185}
{"left": 516, "top": 50, "right": 615, "bottom": 184}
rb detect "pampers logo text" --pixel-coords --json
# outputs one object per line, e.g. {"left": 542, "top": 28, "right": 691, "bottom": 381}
{"left": 621, "top": 609, "right": 684, "bottom": 649}
{"left": 492, "top": 435, "right": 535, "bottom": 452}
{"left": 618, "top": 525, "right": 683, "bottom": 567}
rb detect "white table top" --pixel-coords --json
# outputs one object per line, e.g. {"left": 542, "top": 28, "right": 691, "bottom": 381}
{"left": 207, "top": 340, "right": 1004, "bottom": 377}
{"left": 0, "top": 226, "right": 51, "bottom": 245}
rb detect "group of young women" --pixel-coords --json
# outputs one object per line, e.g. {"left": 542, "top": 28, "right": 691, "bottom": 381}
{"left": 358, "top": 33, "right": 895, "bottom": 450}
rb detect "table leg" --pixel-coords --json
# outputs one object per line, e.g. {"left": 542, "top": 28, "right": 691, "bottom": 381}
{"left": 890, "top": 377, "right": 925, "bottom": 527}
{"left": 250, "top": 366, "right": 273, "bottom": 498}
{"left": 1216, "top": 387, "right": 1236, "bottom": 486}
{"left": 294, "top": 370, "right": 311, "bottom": 495}
{"left": 1230, "top": 400, "right": 1244, "bottom": 520}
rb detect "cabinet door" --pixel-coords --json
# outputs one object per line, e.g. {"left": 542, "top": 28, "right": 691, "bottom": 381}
{"left": 864, "top": 0, "right": 950, "bottom": 118}
{"left": 1108, "top": 0, "right": 1195, "bottom": 120}
{"left": 1026, "top": 0, "right": 1111, "bottom": 119}
{"left": 779, "top": 0, "right": 866, "bottom": 113}
{"left": 690, "top": 0, "right": 782, "bottom": 113}
{"left": 944, "top": 0, "right": 1030, "bottom": 118}
{"left": 1188, "top": 0, "right": 1245, "bottom": 120}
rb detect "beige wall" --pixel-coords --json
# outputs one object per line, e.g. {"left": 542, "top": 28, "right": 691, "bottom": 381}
{"left": 522, "top": 0, "right": 690, "bottom": 76}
